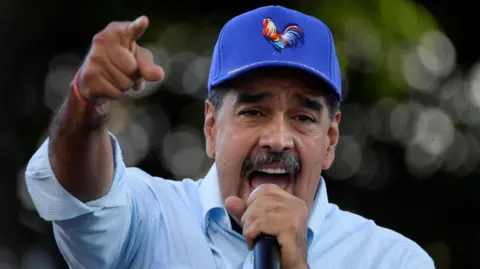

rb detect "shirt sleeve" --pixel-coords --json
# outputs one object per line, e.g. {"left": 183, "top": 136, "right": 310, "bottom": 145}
{"left": 25, "top": 134, "right": 149, "bottom": 269}
{"left": 406, "top": 252, "right": 436, "bottom": 269}
{"left": 399, "top": 241, "right": 436, "bottom": 269}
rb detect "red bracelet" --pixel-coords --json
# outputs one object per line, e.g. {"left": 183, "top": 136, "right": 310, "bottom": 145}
{"left": 72, "top": 72, "right": 98, "bottom": 108}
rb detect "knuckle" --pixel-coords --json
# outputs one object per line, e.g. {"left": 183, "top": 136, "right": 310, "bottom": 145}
{"left": 242, "top": 212, "right": 253, "bottom": 225}
{"left": 266, "top": 208, "right": 276, "bottom": 220}
{"left": 82, "top": 65, "right": 97, "bottom": 83}
{"left": 92, "top": 33, "right": 107, "bottom": 45}
{"left": 242, "top": 229, "right": 251, "bottom": 240}
{"left": 88, "top": 53, "right": 104, "bottom": 65}
{"left": 242, "top": 228, "right": 251, "bottom": 239}
{"left": 272, "top": 199, "right": 282, "bottom": 211}
{"left": 252, "top": 202, "right": 264, "bottom": 216}
{"left": 257, "top": 219, "right": 268, "bottom": 233}
{"left": 263, "top": 186, "right": 277, "bottom": 195}
{"left": 125, "top": 66, "right": 138, "bottom": 77}
{"left": 243, "top": 220, "right": 259, "bottom": 238}
{"left": 106, "top": 21, "right": 123, "bottom": 31}
{"left": 119, "top": 80, "right": 134, "bottom": 90}
{"left": 116, "top": 53, "right": 138, "bottom": 75}
{"left": 249, "top": 209, "right": 260, "bottom": 221}
{"left": 286, "top": 223, "right": 297, "bottom": 236}
{"left": 94, "top": 21, "right": 124, "bottom": 44}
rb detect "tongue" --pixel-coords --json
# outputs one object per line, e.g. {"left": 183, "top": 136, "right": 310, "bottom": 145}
{"left": 250, "top": 174, "right": 290, "bottom": 190}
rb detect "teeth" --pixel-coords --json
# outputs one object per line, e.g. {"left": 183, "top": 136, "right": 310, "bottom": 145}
{"left": 256, "top": 168, "right": 287, "bottom": 174}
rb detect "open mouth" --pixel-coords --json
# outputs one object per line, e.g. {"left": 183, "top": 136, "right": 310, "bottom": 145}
{"left": 247, "top": 165, "right": 295, "bottom": 191}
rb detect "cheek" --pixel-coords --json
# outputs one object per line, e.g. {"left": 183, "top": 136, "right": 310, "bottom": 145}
{"left": 214, "top": 125, "right": 258, "bottom": 192}
{"left": 301, "top": 141, "right": 326, "bottom": 175}
{"left": 294, "top": 135, "right": 328, "bottom": 197}
{"left": 298, "top": 128, "right": 328, "bottom": 164}
{"left": 215, "top": 125, "right": 255, "bottom": 158}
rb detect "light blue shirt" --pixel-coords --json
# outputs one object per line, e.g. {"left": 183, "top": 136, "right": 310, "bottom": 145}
{"left": 25, "top": 135, "right": 435, "bottom": 269}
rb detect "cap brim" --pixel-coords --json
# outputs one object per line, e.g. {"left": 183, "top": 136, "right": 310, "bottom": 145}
{"left": 210, "top": 60, "right": 341, "bottom": 99}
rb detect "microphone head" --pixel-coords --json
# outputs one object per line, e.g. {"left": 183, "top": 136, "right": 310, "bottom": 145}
{"left": 249, "top": 183, "right": 281, "bottom": 199}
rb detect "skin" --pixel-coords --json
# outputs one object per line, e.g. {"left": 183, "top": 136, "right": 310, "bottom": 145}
{"left": 49, "top": 16, "right": 164, "bottom": 202}
{"left": 204, "top": 70, "right": 341, "bottom": 268}
{"left": 48, "top": 15, "right": 341, "bottom": 269}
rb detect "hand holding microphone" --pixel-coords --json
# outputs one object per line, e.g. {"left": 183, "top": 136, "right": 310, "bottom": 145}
{"left": 225, "top": 184, "right": 310, "bottom": 269}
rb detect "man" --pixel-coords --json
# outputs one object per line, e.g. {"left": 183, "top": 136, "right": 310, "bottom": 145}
{"left": 25, "top": 5, "right": 435, "bottom": 269}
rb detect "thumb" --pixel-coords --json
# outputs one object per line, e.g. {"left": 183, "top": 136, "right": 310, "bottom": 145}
{"left": 225, "top": 196, "right": 247, "bottom": 226}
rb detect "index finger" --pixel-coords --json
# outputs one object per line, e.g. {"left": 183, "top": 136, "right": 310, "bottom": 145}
{"left": 125, "top": 16, "right": 149, "bottom": 42}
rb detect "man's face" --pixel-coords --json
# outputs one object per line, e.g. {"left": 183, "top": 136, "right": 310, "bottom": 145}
{"left": 204, "top": 69, "right": 341, "bottom": 212}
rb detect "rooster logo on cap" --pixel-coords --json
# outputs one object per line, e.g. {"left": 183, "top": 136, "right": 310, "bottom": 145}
{"left": 262, "top": 18, "right": 305, "bottom": 54}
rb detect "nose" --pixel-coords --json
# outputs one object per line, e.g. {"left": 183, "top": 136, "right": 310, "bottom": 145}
{"left": 258, "top": 115, "right": 294, "bottom": 152}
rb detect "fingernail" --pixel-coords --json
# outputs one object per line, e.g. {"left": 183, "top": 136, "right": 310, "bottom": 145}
{"left": 133, "top": 17, "right": 142, "bottom": 25}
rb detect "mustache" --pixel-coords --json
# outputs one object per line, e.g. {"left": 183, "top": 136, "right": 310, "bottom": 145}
{"left": 242, "top": 152, "right": 301, "bottom": 178}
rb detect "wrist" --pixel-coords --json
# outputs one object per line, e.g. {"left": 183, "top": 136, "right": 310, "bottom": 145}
{"left": 292, "top": 259, "right": 309, "bottom": 269}
{"left": 284, "top": 259, "right": 308, "bottom": 269}
{"left": 71, "top": 72, "right": 99, "bottom": 108}
{"left": 295, "top": 264, "right": 309, "bottom": 269}
{"left": 61, "top": 92, "right": 109, "bottom": 132}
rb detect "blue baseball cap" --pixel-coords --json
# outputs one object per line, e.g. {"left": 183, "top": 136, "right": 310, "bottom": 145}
{"left": 208, "top": 5, "right": 342, "bottom": 100}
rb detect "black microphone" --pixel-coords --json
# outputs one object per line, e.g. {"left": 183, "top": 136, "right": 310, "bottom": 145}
{"left": 251, "top": 184, "right": 281, "bottom": 269}
{"left": 253, "top": 234, "right": 280, "bottom": 269}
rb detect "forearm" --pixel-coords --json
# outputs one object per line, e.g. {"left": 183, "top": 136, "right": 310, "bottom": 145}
{"left": 49, "top": 89, "right": 113, "bottom": 202}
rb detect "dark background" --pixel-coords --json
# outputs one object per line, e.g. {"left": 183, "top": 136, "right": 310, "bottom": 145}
{"left": 0, "top": 0, "right": 478, "bottom": 268}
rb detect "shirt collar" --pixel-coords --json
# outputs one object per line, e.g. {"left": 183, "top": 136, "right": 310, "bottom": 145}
{"left": 198, "top": 163, "right": 331, "bottom": 245}
{"left": 198, "top": 164, "right": 227, "bottom": 230}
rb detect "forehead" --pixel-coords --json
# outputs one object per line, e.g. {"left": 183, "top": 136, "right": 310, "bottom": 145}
{"left": 228, "top": 68, "right": 331, "bottom": 97}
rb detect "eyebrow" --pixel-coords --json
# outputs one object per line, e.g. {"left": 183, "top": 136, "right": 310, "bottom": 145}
{"left": 234, "top": 92, "right": 273, "bottom": 105}
{"left": 295, "top": 94, "right": 323, "bottom": 112}
{"left": 234, "top": 91, "right": 323, "bottom": 112}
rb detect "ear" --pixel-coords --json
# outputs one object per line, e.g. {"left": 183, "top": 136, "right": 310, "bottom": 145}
{"left": 204, "top": 100, "right": 217, "bottom": 159}
{"left": 323, "top": 112, "right": 341, "bottom": 170}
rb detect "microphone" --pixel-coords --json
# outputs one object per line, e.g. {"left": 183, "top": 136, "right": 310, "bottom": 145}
{"left": 253, "top": 234, "right": 280, "bottom": 269}
{"left": 251, "top": 185, "right": 281, "bottom": 269}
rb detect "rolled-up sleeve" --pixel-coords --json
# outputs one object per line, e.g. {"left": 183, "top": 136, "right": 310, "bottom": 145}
{"left": 25, "top": 134, "right": 140, "bottom": 269}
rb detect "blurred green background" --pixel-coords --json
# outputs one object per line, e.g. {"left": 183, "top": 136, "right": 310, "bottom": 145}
{"left": 0, "top": 0, "right": 478, "bottom": 268}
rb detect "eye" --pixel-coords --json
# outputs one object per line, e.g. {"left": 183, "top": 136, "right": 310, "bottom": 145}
{"left": 240, "top": 109, "right": 264, "bottom": 117}
{"left": 295, "top": 114, "right": 315, "bottom": 123}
